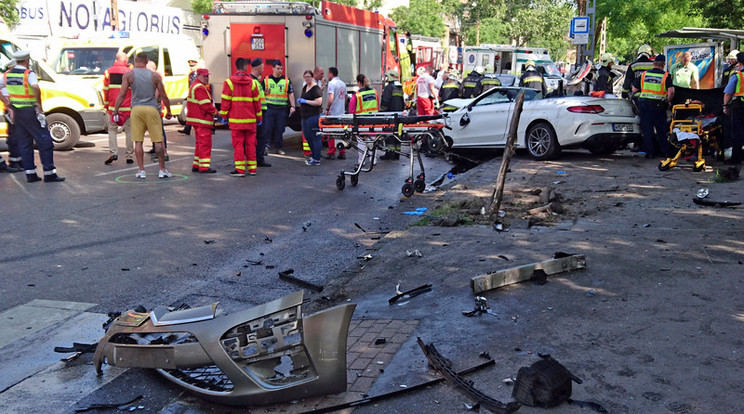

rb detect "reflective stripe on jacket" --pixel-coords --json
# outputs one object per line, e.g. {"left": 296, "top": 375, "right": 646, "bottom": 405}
{"left": 734, "top": 72, "right": 744, "bottom": 97}
{"left": 638, "top": 71, "right": 669, "bottom": 100}
{"left": 4, "top": 68, "right": 35, "bottom": 108}
{"left": 264, "top": 77, "right": 289, "bottom": 107}
{"left": 186, "top": 81, "right": 217, "bottom": 127}
{"left": 356, "top": 88, "right": 378, "bottom": 114}
{"left": 220, "top": 73, "right": 262, "bottom": 130}
{"left": 103, "top": 61, "right": 132, "bottom": 114}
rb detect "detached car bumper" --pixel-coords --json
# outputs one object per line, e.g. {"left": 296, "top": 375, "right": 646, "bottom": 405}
{"left": 81, "top": 109, "right": 107, "bottom": 134}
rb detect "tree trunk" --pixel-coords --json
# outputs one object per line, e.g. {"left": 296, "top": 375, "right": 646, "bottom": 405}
{"left": 487, "top": 91, "right": 525, "bottom": 220}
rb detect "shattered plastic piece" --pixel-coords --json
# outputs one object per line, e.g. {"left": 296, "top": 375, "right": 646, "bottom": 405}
{"left": 204, "top": 240, "right": 215, "bottom": 244}
{"left": 74, "top": 395, "right": 143, "bottom": 412}
{"left": 354, "top": 223, "right": 367, "bottom": 232}
{"left": 264, "top": 236, "right": 273, "bottom": 243}
{"left": 697, "top": 188, "right": 709, "bottom": 199}
{"left": 403, "top": 211, "right": 425, "bottom": 215}
{"left": 556, "top": 171, "right": 566, "bottom": 175}
{"left": 493, "top": 222, "right": 504, "bottom": 231}
{"left": 463, "top": 297, "right": 494, "bottom": 317}
{"left": 400, "top": 384, "right": 408, "bottom": 388}
{"left": 503, "top": 377, "right": 515, "bottom": 384}
{"left": 480, "top": 207, "right": 486, "bottom": 215}
{"left": 94, "top": 292, "right": 354, "bottom": 406}
{"left": 278, "top": 269, "right": 324, "bottom": 292}
{"left": 464, "top": 402, "right": 480, "bottom": 410}
{"left": 375, "top": 338, "right": 387, "bottom": 345}
{"left": 389, "top": 284, "right": 432, "bottom": 305}
{"left": 498, "top": 210, "right": 506, "bottom": 218}
{"left": 406, "top": 249, "right": 423, "bottom": 257}
{"left": 358, "top": 254, "right": 373, "bottom": 261}
{"left": 447, "top": 172, "right": 455, "bottom": 179}
{"left": 585, "top": 289, "right": 597, "bottom": 297}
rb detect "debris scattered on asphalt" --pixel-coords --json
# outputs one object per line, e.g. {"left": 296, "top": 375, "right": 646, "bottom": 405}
{"left": 264, "top": 236, "right": 273, "bottom": 243}
{"left": 697, "top": 188, "right": 709, "bottom": 199}
{"left": 463, "top": 296, "right": 495, "bottom": 317}
{"left": 121, "top": 268, "right": 129, "bottom": 271}
{"left": 585, "top": 289, "right": 597, "bottom": 297}
{"left": 203, "top": 240, "right": 215, "bottom": 244}
{"left": 493, "top": 222, "right": 504, "bottom": 231}
{"left": 403, "top": 208, "right": 428, "bottom": 215}
{"left": 375, "top": 338, "right": 387, "bottom": 345}
{"left": 265, "top": 265, "right": 275, "bottom": 269}
{"left": 389, "top": 284, "right": 432, "bottom": 305}
{"left": 417, "top": 338, "right": 520, "bottom": 414}
{"left": 278, "top": 269, "right": 323, "bottom": 292}
{"left": 479, "top": 351, "right": 491, "bottom": 360}
{"left": 556, "top": 171, "right": 566, "bottom": 175}
{"left": 464, "top": 402, "right": 480, "bottom": 410}
{"left": 498, "top": 255, "right": 510, "bottom": 261}
{"left": 643, "top": 223, "right": 651, "bottom": 227}
{"left": 512, "top": 354, "right": 582, "bottom": 408}
{"left": 355, "top": 223, "right": 367, "bottom": 232}
{"left": 74, "top": 395, "right": 143, "bottom": 412}
{"left": 406, "top": 249, "right": 423, "bottom": 257}
{"left": 471, "top": 253, "right": 587, "bottom": 294}
{"left": 245, "top": 259, "right": 262, "bottom": 265}
{"left": 692, "top": 197, "right": 742, "bottom": 208}
{"left": 357, "top": 254, "right": 373, "bottom": 261}
{"left": 502, "top": 377, "right": 515, "bottom": 384}
{"left": 235, "top": 271, "right": 241, "bottom": 277}
{"left": 302, "top": 221, "right": 312, "bottom": 231}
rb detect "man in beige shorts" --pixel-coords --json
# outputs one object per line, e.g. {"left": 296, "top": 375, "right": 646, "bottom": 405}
{"left": 112, "top": 52, "right": 173, "bottom": 179}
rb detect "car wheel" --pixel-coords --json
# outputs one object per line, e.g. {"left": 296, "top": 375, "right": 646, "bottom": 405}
{"left": 526, "top": 122, "right": 560, "bottom": 160}
{"left": 177, "top": 106, "right": 187, "bottom": 125}
{"left": 46, "top": 113, "right": 81, "bottom": 151}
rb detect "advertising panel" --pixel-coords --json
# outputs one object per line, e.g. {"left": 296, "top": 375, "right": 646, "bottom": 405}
{"left": 664, "top": 43, "right": 718, "bottom": 89}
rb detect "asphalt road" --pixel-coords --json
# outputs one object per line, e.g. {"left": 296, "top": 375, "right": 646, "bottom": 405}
{"left": 0, "top": 124, "right": 452, "bottom": 314}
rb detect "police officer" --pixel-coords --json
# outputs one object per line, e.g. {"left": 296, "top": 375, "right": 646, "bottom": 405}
{"left": 263, "top": 60, "right": 296, "bottom": 155}
{"left": 461, "top": 66, "right": 484, "bottom": 98}
{"left": 0, "top": 51, "right": 64, "bottom": 183}
{"left": 622, "top": 44, "right": 654, "bottom": 99}
{"left": 1, "top": 59, "right": 22, "bottom": 173}
{"left": 632, "top": 54, "right": 675, "bottom": 158}
{"left": 722, "top": 51, "right": 744, "bottom": 165}
{"left": 721, "top": 50, "right": 739, "bottom": 86}
{"left": 439, "top": 69, "right": 461, "bottom": 103}
{"left": 379, "top": 69, "right": 404, "bottom": 160}
{"left": 519, "top": 60, "right": 546, "bottom": 95}
{"left": 593, "top": 53, "right": 617, "bottom": 96}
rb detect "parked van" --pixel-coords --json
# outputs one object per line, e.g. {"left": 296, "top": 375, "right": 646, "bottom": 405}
{"left": 48, "top": 33, "right": 200, "bottom": 121}
{"left": 0, "top": 34, "right": 106, "bottom": 150}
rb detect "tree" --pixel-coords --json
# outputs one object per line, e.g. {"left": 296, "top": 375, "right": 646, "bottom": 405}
{"left": 361, "top": 0, "right": 383, "bottom": 11}
{"left": 390, "top": 0, "right": 446, "bottom": 38}
{"left": 695, "top": 0, "right": 744, "bottom": 30}
{"left": 0, "top": 0, "right": 20, "bottom": 27}
{"left": 191, "top": 0, "right": 213, "bottom": 14}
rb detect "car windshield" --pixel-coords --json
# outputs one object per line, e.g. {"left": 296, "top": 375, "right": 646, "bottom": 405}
{"left": 0, "top": 41, "right": 18, "bottom": 69}
{"left": 52, "top": 47, "right": 118, "bottom": 75}
{"left": 542, "top": 63, "right": 562, "bottom": 78}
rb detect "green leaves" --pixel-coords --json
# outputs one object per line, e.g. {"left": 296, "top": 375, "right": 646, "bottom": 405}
{"left": 0, "top": 0, "right": 20, "bottom": 27}
{"left": 390, "top": 0, "right": 446, "bottom": 38}
{"left": 191, "top": 0, "right": 213, "bottom": 15}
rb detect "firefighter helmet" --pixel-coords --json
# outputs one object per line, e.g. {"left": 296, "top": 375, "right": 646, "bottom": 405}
{"left": 385, "top": 69, "right": 399, "bottom": 81}
{"left": 727, "top": 50, "right": 740, "bottom": 61}
{"left": 600, "top": 53, "right": 614, "bottom": 67}
{"left": 473, "top": 66, "right": 484, "bottom": 75}
{"left": 525, "top": 60, "right": 536, "bottom": 70}
{"left": 638, "top": 44, "right": 653, "bottom": 57}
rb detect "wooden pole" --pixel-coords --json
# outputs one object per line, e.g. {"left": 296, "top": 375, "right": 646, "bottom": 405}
{"left": 487, "top": 90, "right": 525, "bottom": 220}
{"left": 110, "top": 0, "right": 119, "bottom": 30}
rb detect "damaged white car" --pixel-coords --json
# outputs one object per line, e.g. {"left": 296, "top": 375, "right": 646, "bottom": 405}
{"left": 442, "top": 87, "right": 641, "bottom": 160}
{"left": 93, "top": 291, "right": 355, "bottom": 406}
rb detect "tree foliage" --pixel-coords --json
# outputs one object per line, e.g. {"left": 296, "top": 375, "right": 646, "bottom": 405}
{"left": 0, "top": 0, "right": 20, "bottom": 27}
{"left": 695, "top": 0, "right": 744, "bottom": 30}
{"left": 191, "top": 0, "right": 213, "bottom": 14}
{"left": 390, "top": 0, "right": 446, "bottom": 38}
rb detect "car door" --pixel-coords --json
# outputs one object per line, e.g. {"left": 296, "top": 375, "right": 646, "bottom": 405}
{"left": 451, "top": 88, "right": 513, "bottom": 148}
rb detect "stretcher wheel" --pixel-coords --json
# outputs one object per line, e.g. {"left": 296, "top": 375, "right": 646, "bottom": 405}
{"left": 658, "top": 162, "right": 671, "bottom": 171}
{"left": 693, "top": 163, "right": 705, "bottom": 172}
{"left": 350, "top": 174, "right": 359, "bottom": 187}
{"left": 401, "top": 183, "right": 415, "bottom": 197}
{"left": 413, "top": 179, "right": 426, "bottom": 193}
{"left": 336, "top": 174, "right": 345, "bottom": 190}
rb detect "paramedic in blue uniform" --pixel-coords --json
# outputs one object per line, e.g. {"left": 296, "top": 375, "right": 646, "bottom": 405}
{"left": 0, "top": 50, "right": 64, "bottom": 183}
{"left": 722, "top": 51, "right": 744, "bottom": 165}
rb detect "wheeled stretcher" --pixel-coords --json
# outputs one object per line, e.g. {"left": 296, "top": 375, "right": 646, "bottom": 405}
{"left": 318, "top": 113, "right": 448, "bottom": 197}
{"left": 658, "top": 101, "right": 722, "bottom": 172}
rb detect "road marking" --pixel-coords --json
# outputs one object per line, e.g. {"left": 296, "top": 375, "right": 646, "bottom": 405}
{"left": 115, "top": 173, "right": 189, "bottom": 184}
{"left": 0, "top": 299, "right": 95, "bottom": 348}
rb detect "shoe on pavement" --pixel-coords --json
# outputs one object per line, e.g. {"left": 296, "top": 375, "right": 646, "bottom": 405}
{"left": 199, "top": 168, "right": 217, "bottom": 173}
{"left": 158, "top": 169, "right": 173, "bottom": 179}
{"left": 135, "top": 170, "right": 146, "bottom": 179}
{"left": 0, "top": 163, "right": 20, "bottom": 173}
{"left": 248, "top": 171, "right": 257, "bottom": 176}
{"left": 257, "top": 161, "right": 272, "bottom": 167}
{"left": 178, "top": 129, "right": 190, "bottom": 135}
{"left": 230, "top": 170, "right": 245, "bottom": 177}
{"left": 337, "top": 153, "right": 346, "bottom": 160}
{"left": 192, "top": 166, "right": 199, "bottom": 172}
{"left": 275, "top": 149, "right": 286, "bottom": 155}
{"left": 44, "top": 174, "right": 66, "bottom": 182}
{"left": 104, "top": 154, "right": 118, "bottom": 165}
{"left": 324, "top": 153, "right": 336, "bottom": 159}
{"left": 305, "top": 158, "right": 320, "bottom": 166}
{"left": 126, "top": 158, "right": 134, "bottom": 164}
{"left": 26, "top": 173, "right": 41, "bottom": 182}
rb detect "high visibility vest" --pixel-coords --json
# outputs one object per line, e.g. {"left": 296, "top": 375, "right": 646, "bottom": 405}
{"left": 356, "top": 88, "right": 378, "bottom": 114}
{"left": 253, "top": 75, "right": 267, "bottom": 112}
{"left": 264, "top": 77, "right": 289, "bottom": 107}
{"left": 638, "top": 71, "right": 668, "bottom": 100}
{"left": 4, "top": 68, "right": 36, "bottom": 108}
{"left": 103, "top": 62, "right": 132, "bottom": 113}
{"left": 733, "top": 72, "right": 744, "bottom": 97}
{"left": 185, "top": 82, "right": 215, "bottom": 126}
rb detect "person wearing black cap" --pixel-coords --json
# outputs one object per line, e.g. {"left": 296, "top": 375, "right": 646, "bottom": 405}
{"left": 632, "top": 54, "right": 674, "bottom": 158}
{"left": 0, "top": 50, "right": 64, "bottom": 182}
{"left": 722, "top": 51, "right": 744, "bottom": 165}
{"left": 249, "top": 57, "right": 272, "bottom": 167}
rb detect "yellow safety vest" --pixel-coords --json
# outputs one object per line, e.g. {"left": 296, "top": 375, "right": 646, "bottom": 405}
{"left": 356, "top": 89, "right": 378, "bottom": 114}
{"left": 4, "top": 68, "right": 36, "bottom": 108}
{"left": 264, "top": 77, "right": 289, "bottom": 107}
{"left": 639, "top": 71, "right": 668, "bottom": 100}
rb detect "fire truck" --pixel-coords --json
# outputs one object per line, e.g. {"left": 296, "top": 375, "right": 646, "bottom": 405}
{"left": 203, "top": 1, "right": 403, "bottom": 116}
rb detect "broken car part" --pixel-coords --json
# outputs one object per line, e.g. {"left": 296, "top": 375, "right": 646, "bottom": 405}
{"left": 278, "top": 269, "right": 324, "bottom": 292}
{"left": 389, "top": 284, "right": 432, "bottom": 305}
{"left": 692, "top": 197, "right": 742, "bottom": 208}
{"left": 93, "top": 291, "right": 354, "bottom": 406}
{"left": 298, "top": 357, "right": 496, "bottom": 413}
{"left": 462, "top": 296, "right": 495, "bottom": 317}
{"left": 74, "top": 395, "right": 143, "bottom": 412}
{"left": 471, "top": 253, "right": 586, "bottom": 294}
{"left": 417, "top": 337, "right": 520, "bottom": 414}
{"left": 512, "top": 354, "right": 581, "bottom": 408}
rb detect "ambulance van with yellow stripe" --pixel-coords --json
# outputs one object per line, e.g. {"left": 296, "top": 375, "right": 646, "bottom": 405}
{"left": 48, "top": 33, "right": 199, "bottom": 124}
{"left": 0, "top": 35, "right": 107, "bottom": 150}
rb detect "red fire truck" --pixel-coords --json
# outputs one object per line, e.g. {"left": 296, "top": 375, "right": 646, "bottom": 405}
{"left": 203, "top": 1, "right": 404, "bottom": 113}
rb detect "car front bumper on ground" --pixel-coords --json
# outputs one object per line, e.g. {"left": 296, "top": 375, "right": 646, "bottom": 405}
{"left": 80, "top": 109, "right": 107, "bottom": 134}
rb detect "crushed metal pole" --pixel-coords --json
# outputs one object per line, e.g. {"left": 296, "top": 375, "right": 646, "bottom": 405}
{"left": 471, "top": 253, "right": 586, "bottom": 294}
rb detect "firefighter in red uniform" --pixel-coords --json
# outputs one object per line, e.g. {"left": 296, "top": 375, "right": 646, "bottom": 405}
{"left": 102, "top": 52, "right": 133, "bottom": 165}
{"left": 186, "top": 68, "right": 218, "bottom": 173}
{"left": 220, "top": 58, "right": 262, "bottom": 176}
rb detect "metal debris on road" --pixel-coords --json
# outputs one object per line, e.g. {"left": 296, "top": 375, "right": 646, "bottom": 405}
{"left": 696, "top": 188, "right": 709, "bottom": 199}
{"left": 462, "top": 296, "right": 495, "bottom": 317}
{"left": 357, "top": 254, "right": 373, "bottom": 261}
{"left": 74, "top": 395, "right": 143, "bottom": 412}
{"left": 406, "top": 249, "right": 423, "bottom": 257}
{"left": 204, "top": 240, "right": 215, "bottom": 244}
{"left": 471, "top": 253, "right": 587, "bottom": 294}
{"left": 264, "top": 235, "right": 273, "bottom": 243}
{"left": 389, "top": 284, "right": 432, "bottom": 305}
{"left": 278, "top": 269, "right": 323, "bottom": 292}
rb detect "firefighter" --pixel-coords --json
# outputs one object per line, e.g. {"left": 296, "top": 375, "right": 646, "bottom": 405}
{"left": 592, "top": 53, "right": 617, "bottom": 96}
{"left": 722, "top": 50, "right": 739, "bottom": 86}
{"left": 221, "top": 58, "right": 262, "bottom": 176}
{"left": 187, "top": 68, "right": 218, "bottom": 173}
{"left": 632, "top": 54, "right": 674, "bottom": 158}
{"left": 622, "top": 44, "right": 654, "bottom": 99}
{"left": 475, "top": 68, "right": 502, "bottom": 96}
{"left": 379, "top": 69, "right": 404, "bottom": 160}
{"left": 461, "top": 66, "right": 484, "bottom": 98}
{"left": 1, "top": 59, "right": 22, "bottom": 172}
{"left": 0, "top": 50, "right": 64, "bottom": 183}
{"left": 103, "top": 52, "right": 134, "bottom": 165}
{"left": 519, "top": 60, "right": 546, "bottom": 95}
{"left": 722, "top": 51, "right": 744, "bottom": 165}
{"left": 438, "top": 69, "right": 461, "bottom": 103}
{"left": 263, "top": 60, "right": 296, "bottom": 155}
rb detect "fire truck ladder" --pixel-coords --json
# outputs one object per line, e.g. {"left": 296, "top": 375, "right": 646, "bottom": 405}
{"left": 212, "top": 1, "right": 318, "bottom": 15}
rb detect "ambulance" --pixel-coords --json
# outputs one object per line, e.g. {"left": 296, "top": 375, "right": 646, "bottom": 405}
{"left": 463, "top": 44, "right": 564, "bottom": 92}
{"left": 48, "top": 33, "right": 200, "bottom": 123}
{"left": 0, "top": 34, "right": 107, "bottom": 150}
{"left": 203, "top": 0, "right": 403, "bottom": 127}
